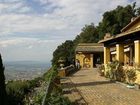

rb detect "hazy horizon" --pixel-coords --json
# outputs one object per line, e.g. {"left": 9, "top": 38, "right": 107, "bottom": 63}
{"left": 4, "top": 60, "right": 50, "bottom": 81}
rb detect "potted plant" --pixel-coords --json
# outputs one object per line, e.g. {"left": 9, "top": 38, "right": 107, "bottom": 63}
{"left": 126, "top": 68, "right": 137, "bottom": 89}
{"left": 97, "top": 64, "right": 105, "bottom": 76}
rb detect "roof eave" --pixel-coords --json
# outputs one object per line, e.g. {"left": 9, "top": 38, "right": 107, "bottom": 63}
{"left": 99, "top": 27, "right": 140, "bottom": 43}
{"left": 121, "top": 16, "right": 140, "bottom": 32}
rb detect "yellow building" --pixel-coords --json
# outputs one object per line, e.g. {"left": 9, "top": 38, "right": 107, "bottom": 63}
{"left": 99, "top": 16, "right": 140, "bottom": 66}
{"left": 75, "top": 43, "right": 103, "bottom": 69}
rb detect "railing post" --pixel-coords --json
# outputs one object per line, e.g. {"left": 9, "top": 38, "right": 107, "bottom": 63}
{"left": 41, "top": 72, "right": 53, "bottom": 105}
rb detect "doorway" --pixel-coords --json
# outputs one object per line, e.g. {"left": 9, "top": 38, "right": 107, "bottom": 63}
{"left": 93, "top": 53, "right": 102, "bottom": 67}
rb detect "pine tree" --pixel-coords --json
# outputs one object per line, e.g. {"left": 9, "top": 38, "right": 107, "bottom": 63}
{"left": 0, "top": 54, "right": 7, "bottom": 105}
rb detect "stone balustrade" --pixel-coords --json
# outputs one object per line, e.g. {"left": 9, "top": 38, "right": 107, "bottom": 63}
{"left": 58, "top": 65, "right": 76, "bottom": 77}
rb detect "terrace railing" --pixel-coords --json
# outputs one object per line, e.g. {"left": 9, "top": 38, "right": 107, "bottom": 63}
{"left": 58, "top": 65, "right": 76, "bottom": 77}
{"left": 42, "top": 65, "right": 75, "bottom": 105}
{"left": 41, "top": 71, "right": 53, "bottom": 105}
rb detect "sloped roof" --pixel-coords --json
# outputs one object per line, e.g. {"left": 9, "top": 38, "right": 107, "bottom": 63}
{"left": 99, "top": 16, "right": 140, "bottom": 43}
{"left": 99, "top": 27, "right": 140, "bottom": 43}
{"left": 75, "top": 43, "right": 103, "bottom": 52}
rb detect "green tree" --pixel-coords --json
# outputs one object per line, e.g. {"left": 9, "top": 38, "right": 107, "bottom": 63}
{"left": 52, "top": 40, "right": 74, "bottom": 67}
{"left": 73, "top": 23, "right": 98, "bottom": 44}
{"left": 97, "top": 3, "right": 138, "bottom": 39}
{"left": 6, "top": 80, "right": 30, "bottom": 105}
{"left": 0, "top": 54, "right": 7, "bottom": 105}
{"left": 136, "top": 7, "right": 140, "bottom": 16}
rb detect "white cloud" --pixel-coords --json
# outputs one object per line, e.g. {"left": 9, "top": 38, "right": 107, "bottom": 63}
{"left": 27, "top": 45, "right": 33, "bottom": 49}
{"left": 0, "top": 14, "right": 68, "bottom": 36}
{"left": 18, "top": 6, "right": 31, "bottom": 13}
{"left": 0, "top": 1, "right": 32, "bottom": 14}
{"left": 3, "top": 0, "right": 22, "bottom": 2}
{"left": 0, "top": 37, "right": 57, "bottom": 48}
{"left": 36, "top": 0, "right": 49, "bottom": 5}
{"left": 0, "top": 37, "right": 63, "bottom": 61}
{"left": 0, "top": 0, "right": 140, "bottom": 62}
{"left": 0, "top": 0, "right": 137, "bottom": 37}
{"left": 0, "top": 3, "right": 9, "bottom": 10}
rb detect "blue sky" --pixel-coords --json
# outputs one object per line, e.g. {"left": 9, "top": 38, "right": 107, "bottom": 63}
{"left": 0, "top": 0, "right": 140, "bottom": 62}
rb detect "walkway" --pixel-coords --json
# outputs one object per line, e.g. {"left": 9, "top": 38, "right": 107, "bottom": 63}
{"left": 61, "top": 68, "right": 140, "bottom": 105}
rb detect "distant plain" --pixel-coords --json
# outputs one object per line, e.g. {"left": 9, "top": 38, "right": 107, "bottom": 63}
{"left": 4, "top": 61, "right": 50, "bottom": 81}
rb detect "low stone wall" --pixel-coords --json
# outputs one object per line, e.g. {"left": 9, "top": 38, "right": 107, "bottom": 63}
{"left": 58, "top": 65, "right": 76, "bottom": 77}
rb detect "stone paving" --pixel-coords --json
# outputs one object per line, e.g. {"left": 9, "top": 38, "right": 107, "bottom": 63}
{"left": 61, "top": 68, "right": 140, "bottom": 105}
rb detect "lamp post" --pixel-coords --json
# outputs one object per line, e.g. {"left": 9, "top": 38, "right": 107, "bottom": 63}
{"left": 58, "top": 58, "right": 65, "bottom": 69}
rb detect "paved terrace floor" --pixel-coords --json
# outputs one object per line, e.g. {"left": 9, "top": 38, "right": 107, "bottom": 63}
{"left": 61, "top": 68, "right": 140, "bottom": 105}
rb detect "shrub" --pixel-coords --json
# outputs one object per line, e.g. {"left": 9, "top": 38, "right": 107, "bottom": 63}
{"left": 104, "top": 61, "right": 125, "bottom": 82}
{"left": 45, "top": 90, "right": 72, "bottom": 105}
{"left": 125, "top": 68, "right": 137, "bottom": 85}
{"left": 6, "top": 80, "right": 31, "bottom": 105}
{"left": 32, "top": 91, "right": 45, "bottom": 105}
{"left": 114, "top": 61, "right": 125, "bottom": 82}
{"left": 97, "top": 64, "right": 105, "bottom": 76}
{"left": 6, "top": 70, "right": 48, "bottom": 105}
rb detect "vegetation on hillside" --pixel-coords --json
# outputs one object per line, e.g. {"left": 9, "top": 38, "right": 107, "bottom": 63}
{"left": 52, "top": 40, "right": 74, "bottom": 67}
{"left": 6, "top": 77, "right": 44, "bottom": 105}
{"left": 1, "top": 65, "right": 71, "bottom": 105}
{"left": 52, "top": 3, "right": 140, "bottom": 67}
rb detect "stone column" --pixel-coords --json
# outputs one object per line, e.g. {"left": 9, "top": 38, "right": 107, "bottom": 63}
{"left": 104, "top": 47, "right": 110, "bottom": 64}
{"left": 134, "top": 40, "right": 140, "bottom": 66}
{"left": 130, "top": 46, "right": 133, "bottom": 64}
{"left": 90, "top": 54, "right": 93, "bottom": 69}
{"left": 116, "top": 44, "right": 124, "bottom": 63}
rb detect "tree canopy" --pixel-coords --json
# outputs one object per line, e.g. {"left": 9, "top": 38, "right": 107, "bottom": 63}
{"left": 52, "top": 40, "right": 74, "bottom": 67}
{"left": 97, "top": 3, "right": 139, "bottom": 39}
